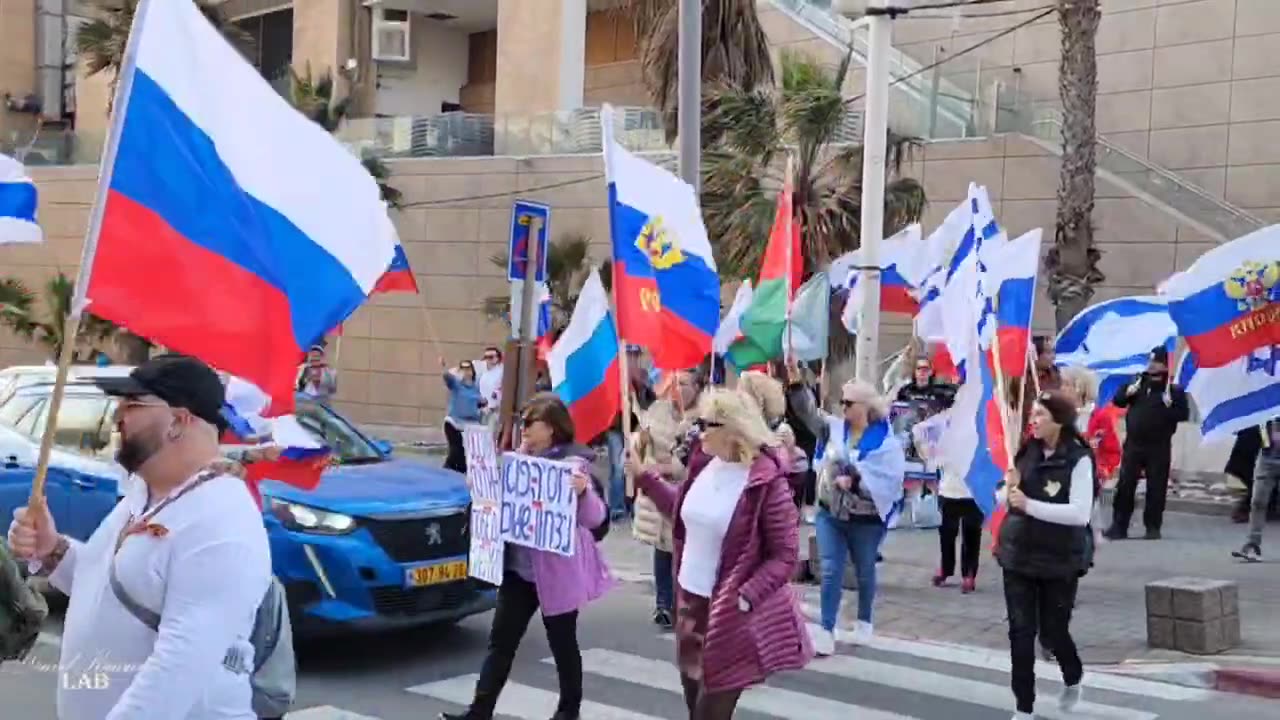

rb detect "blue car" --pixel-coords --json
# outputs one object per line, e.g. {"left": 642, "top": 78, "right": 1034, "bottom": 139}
{"left": 0, "top": 381, "right": 496, "bottom": 635}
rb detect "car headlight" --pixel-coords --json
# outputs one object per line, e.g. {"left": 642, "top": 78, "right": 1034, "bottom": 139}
{"left": 264, "top": 498, "right": 356, "bottom": 535}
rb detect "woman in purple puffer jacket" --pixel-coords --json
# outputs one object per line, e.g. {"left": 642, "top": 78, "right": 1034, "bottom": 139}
{"left": 630, "top": 387, "right": 813, "bottom": 720}
{"left": 441, "top": 393, "right": 614, "bottom": 720}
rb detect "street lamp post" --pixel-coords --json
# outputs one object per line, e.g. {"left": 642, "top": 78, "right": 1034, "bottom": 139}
{"left": 677, "top": 0, "right": 702, "bottom": 190}
{"left": 840, "top": 0, "right": 893, "bottom": 386}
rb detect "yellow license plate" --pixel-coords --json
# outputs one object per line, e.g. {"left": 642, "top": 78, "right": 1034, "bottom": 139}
{"left": 405, "top": 560, "right": 468, "bottom": 587}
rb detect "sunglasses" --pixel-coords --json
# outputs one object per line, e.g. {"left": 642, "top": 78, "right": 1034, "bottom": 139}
{"left": 841, "top": 399, "right": 858, "bottom": 408}
{"left": 694, "top": 418, "right": 724, "bottom": 432}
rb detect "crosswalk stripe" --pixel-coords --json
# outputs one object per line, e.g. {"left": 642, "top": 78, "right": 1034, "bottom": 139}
{"left": 565, "top": 648, "right": 921, "bottom": 720}
{"left": 286, "top": 707, "right": 382, "bottom": 720}
{"left": 858, "top": 634, "right": 1212, "bottom": 701}
{"left": 406, "top": 673, "right": 666, "bottom": 720}
{"left": 808, "top": 655, "right": 1157, "bottom": 720}
{"left": 659, "top": 631, "right": 1208, "bottom": 702}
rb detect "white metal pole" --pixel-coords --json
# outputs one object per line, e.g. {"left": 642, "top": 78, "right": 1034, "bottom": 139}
{"left": 849, "top": 0, "right": 892, "bottom": 386}
{"left": 677, "top": 0, "right": 701, "bottom": 190}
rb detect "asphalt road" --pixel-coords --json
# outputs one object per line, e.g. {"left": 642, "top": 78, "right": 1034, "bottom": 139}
{"left": 5, "top": 580, "right": 1275, "bottom": 720}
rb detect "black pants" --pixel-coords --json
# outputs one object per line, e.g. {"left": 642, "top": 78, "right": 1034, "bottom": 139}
{"left": 938, "top": 497, "right": 983, "bottom": 578}
{"left": 470, "top": 572, "right": 582, "bottom": 718}
{"left": 1112, "top": 441, "right": 1172, "bottom": 532}
{"left": 444, "top": 423, "right": 467, "bottom": 474}
{"left": 1003, "top": 570, "right": 1083, "bottom": 714}
{"left": 680, "top": 674, "right": 744, "bottom": 720}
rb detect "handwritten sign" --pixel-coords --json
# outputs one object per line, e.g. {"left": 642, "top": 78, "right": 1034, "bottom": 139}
{"left": 464, "top": 425, "right": 504, "bottom": 585}
{"left": 499, "top": 453, "right": 579, "bottom": 557}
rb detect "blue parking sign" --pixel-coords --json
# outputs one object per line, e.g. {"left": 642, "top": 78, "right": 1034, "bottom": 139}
{"left": 508, "top": 200, "right": 550, "bottom": 282}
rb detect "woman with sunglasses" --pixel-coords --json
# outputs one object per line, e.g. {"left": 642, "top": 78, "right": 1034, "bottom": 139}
{"left": 440, "top": 356, "right": 484, "bottom": 474}
{"left": 440, "top": 393, "right": 612, "bottom": 720}
{"left": 786, "top": 378, "right": 905, "bottom": 655}
{"left": 628, "top": 388, "right": 812, "bottom": 720}
{"left": 996, "top": 390, "right": 1096, "bottom": 720}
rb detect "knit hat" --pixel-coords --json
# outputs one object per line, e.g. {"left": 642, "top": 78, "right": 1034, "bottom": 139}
{"left": 1036, "top": 389, "right": 1078, "bottom": 430}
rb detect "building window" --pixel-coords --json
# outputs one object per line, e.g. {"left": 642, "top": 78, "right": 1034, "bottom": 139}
{"left": 235, "top": 8, "right": 294, "bottom": 94}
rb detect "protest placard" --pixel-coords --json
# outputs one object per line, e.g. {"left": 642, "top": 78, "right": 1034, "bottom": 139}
{"left": 463, "top": 425, "right": 504, "bottom": 585}
{"left": 499, "top": 453, "right": 580, "bottom": 557}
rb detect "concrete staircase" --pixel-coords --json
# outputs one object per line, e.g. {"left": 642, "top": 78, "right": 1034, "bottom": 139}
{"left": 762, "top": 0, "right": 1265, "bottom": 243}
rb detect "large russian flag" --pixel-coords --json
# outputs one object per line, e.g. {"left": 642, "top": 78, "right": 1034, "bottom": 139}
{"left": 547, "top": 268, "right": 622, "bottom": 445}
{"left": 602, "top": 104, "right": 719, "bottom": 370}
{"left": 1161, "top": 224, "right": 1280, "bottom": 368}
{"left": 83, "top": 0, "right": 397, "bottom": 414}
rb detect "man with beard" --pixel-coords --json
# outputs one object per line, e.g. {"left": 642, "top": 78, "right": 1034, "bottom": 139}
{"left": 7, "top": 354, "right": 271, "bottom": 720}
{"left": 1104, "top": 346, "right": 1190, "bottom": 540}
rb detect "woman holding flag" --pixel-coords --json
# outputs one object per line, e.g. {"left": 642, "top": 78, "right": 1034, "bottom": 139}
{"left": 786, "top": 377, "right": 906, "bottom": 655}
{"left": 996, "top": 390, "right": 1096, "bottom": 720}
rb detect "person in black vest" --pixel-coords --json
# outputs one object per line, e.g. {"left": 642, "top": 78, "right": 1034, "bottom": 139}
{"left": 1105, "top": 346, "right": 1189, "bottom": 540}
{"left": 997, "top": 391, "right": 1096, "bottom": 720}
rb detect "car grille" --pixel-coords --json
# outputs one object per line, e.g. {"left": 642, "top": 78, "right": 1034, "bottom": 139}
{"left": 370, "top": 580, "right": 481, "bottom": 617}
{"left": 361, "top": 512, "right": 469, "bottom": 563}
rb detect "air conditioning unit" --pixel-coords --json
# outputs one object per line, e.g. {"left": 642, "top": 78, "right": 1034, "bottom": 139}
{"left": 372, "top": 7, "right": 411, "bottom": 62}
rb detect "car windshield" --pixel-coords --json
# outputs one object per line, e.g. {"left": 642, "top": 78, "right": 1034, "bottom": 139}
{"left": 293, "top": 399, "right": 383, "bottom": 465}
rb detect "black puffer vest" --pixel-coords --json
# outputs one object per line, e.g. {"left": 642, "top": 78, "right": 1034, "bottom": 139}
{"left": 996, "top": 437, "right": 1093, "bottom": 579}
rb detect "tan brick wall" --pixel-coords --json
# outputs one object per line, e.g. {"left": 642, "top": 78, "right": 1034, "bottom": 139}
{"left": 0, "top": 0, "right": 39, "bottom": 143}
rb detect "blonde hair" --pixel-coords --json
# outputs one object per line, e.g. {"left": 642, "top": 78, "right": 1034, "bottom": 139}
{"left": 696, "top": 387, "right": 779, "bottom": 463}
{"left": 841, "top": 379, "right": 890, "bottom": 421}
{"left": 1059, "top": 366, "right": 1098, "bottom": 406}
{"left": 638, "top": 399, "right": 681, "bottom": 459}
{"left": 737, "top": 370, "right": 786, "bottom": 423}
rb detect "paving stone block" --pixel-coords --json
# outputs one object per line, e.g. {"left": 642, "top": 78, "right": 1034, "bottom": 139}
{"left": 1175, "top": 618, "right": 1225, "bottom": 655}
{"left": 1145, "top": 581, "right": 1174, "bottom": 617}
{"left": 1172, "top": 580, "right": 1224, "bottom": 622}
{"left": 1147, "top": 615, "right": 1176, "bottom": 649}
{"left": 1220, "top": 582, "right": 1239, "bottom": 616}
{"left": 1222, "top": 612, "right": 1242, "bottom": 648}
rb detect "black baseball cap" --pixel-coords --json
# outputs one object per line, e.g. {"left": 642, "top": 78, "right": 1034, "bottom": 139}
{"left": 93, "top": 354, "right": 228, "bottom": 432}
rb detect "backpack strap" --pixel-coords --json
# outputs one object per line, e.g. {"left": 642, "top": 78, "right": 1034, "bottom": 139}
{"left": 109, "top": 560, "right": 161, "bottom": 632}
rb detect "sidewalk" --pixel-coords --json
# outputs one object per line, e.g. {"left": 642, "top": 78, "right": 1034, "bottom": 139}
{"left": 599, "top": 509, "right": 1280, "bottom": 669}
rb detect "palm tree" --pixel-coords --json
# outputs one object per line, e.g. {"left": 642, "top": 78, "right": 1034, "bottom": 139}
{"left": 626, "top": 0, "right": 775, "bottom": 143}
{"left": 75, "top": 0, "right": 253, "bottom": 114}
{"left": 1045, "top": 0, "right": 1105, "bottom": 329}
{"left": 287, "top": 65, "right": 403, "bottom": 209}
{"left": 482, "top": 234, "right": 612, "bottom": 337}
{"left": 0, "top": 275, "right": 122, "bottom": 361}
{"left": 700, "top": 50, "right": 926, "bottom": 358}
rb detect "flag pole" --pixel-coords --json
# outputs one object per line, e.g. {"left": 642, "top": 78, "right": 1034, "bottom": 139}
{"left": 988, "top": 298, "right": 1017, "bottom": 472}
{"left": 26, "top": 0, "right": 151, "bottom": 512}
{"left": 600, "top": 105, "right": 633, "bottom": 497}
{"left": 783, "top": 155, "right": 795, "bottom": 364}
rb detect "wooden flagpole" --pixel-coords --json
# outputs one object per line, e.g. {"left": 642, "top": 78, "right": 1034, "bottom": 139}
{"left": 26, "top": 0, "right": 152, "bottom": 515}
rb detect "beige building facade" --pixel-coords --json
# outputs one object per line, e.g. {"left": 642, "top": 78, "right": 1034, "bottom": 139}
{"left": 0, "top": 0, "right": 1276, "bottom": 459}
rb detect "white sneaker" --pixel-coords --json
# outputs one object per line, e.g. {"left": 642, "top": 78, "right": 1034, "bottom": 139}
{"left": 808, "top": 623, "right": 836, "bottom": 656}
{"left": 1011, "top": 713, "right": 1033, "bottom": 720}
{"left": 850, "top": 621, "right": 874, "bottom": 645}
{"left": 1059, "top": 683, "right": 1083, "bottom": 711}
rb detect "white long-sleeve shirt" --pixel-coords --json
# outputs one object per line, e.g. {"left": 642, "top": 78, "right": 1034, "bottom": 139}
{"left": 49, "top": 472, "right": 271, "bottom": 720}
{"left": 997, "top": 456, "right": 1094, "bottom": 527}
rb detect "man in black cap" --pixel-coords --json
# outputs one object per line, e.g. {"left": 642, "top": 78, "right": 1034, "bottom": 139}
{"left": 7, "top": 354, "right": 271, "bottom": 719}
{"left": 1105, "top": 346, "right": 1190, "bottom": 540}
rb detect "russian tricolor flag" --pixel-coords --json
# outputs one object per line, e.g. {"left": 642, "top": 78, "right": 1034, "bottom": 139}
{"left": 82, "top": 0, "right": 397, "bottom": 414}
{"left": 602, "top": 103, "right": 720, "bottom": 370}
{"left": 221, "top": 375, "right": 331, "bottom": 507}
{"left": 983, "top": 229, "right": 1041, "bottom": 379}
{"left": 547, "top": 268, "right": 621, "bottom": 445}
{"left": 0, "top": 152, "right": 43, "bottom": 245}
{"left": 831, "top": 224, "right": 929, "bottom": 333}
{"left": 373, "top": 244, "right": 419, "bottom": 294}
{"left": 1161, "top": 224, "right": 1280, "bottom": 368}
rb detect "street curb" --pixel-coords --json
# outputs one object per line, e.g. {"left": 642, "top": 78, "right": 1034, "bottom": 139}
{"left": 1213, "top": 667, "right": 1280, "bottom": 699}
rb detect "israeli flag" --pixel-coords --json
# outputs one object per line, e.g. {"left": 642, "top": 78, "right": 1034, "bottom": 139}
{"left": 0, "top": 152, "right": 43, "bottom": 245}
{"left": 1177, "top": 346, "right": 1280, "bottom": 442}
{"left": 1054, "top": 295, "right": 1178, "bottom": 403}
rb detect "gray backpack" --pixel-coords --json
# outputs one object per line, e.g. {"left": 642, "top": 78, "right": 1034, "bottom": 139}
{"left": 110, "top": 565, "right": 296, "bottom": 717}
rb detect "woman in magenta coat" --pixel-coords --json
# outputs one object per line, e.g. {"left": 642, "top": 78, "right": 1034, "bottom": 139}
{"left": 630, "top": 387, "right": 813, "bottom": 719}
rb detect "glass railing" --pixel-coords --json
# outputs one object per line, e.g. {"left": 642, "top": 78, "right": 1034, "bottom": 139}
{"left": 768, "top": 0, "right": 978, "bottom": 139}
{"left": 335, "top": 106, "right": 668, "bottom": 160}
{"left": 990, "top": 85, "right": 1264, "bottom": 241}
{"left": 1, "top": 127, "right": 105, "bottom": 167}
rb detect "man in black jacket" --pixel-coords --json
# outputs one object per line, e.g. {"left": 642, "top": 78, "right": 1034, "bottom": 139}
{"left": 1105, "top": 346, "right": 1190, "bottom": 540}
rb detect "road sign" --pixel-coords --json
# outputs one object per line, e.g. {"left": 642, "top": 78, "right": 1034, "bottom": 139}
{"left": 508, "top": 200, "right": 550, "bottom": 282}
